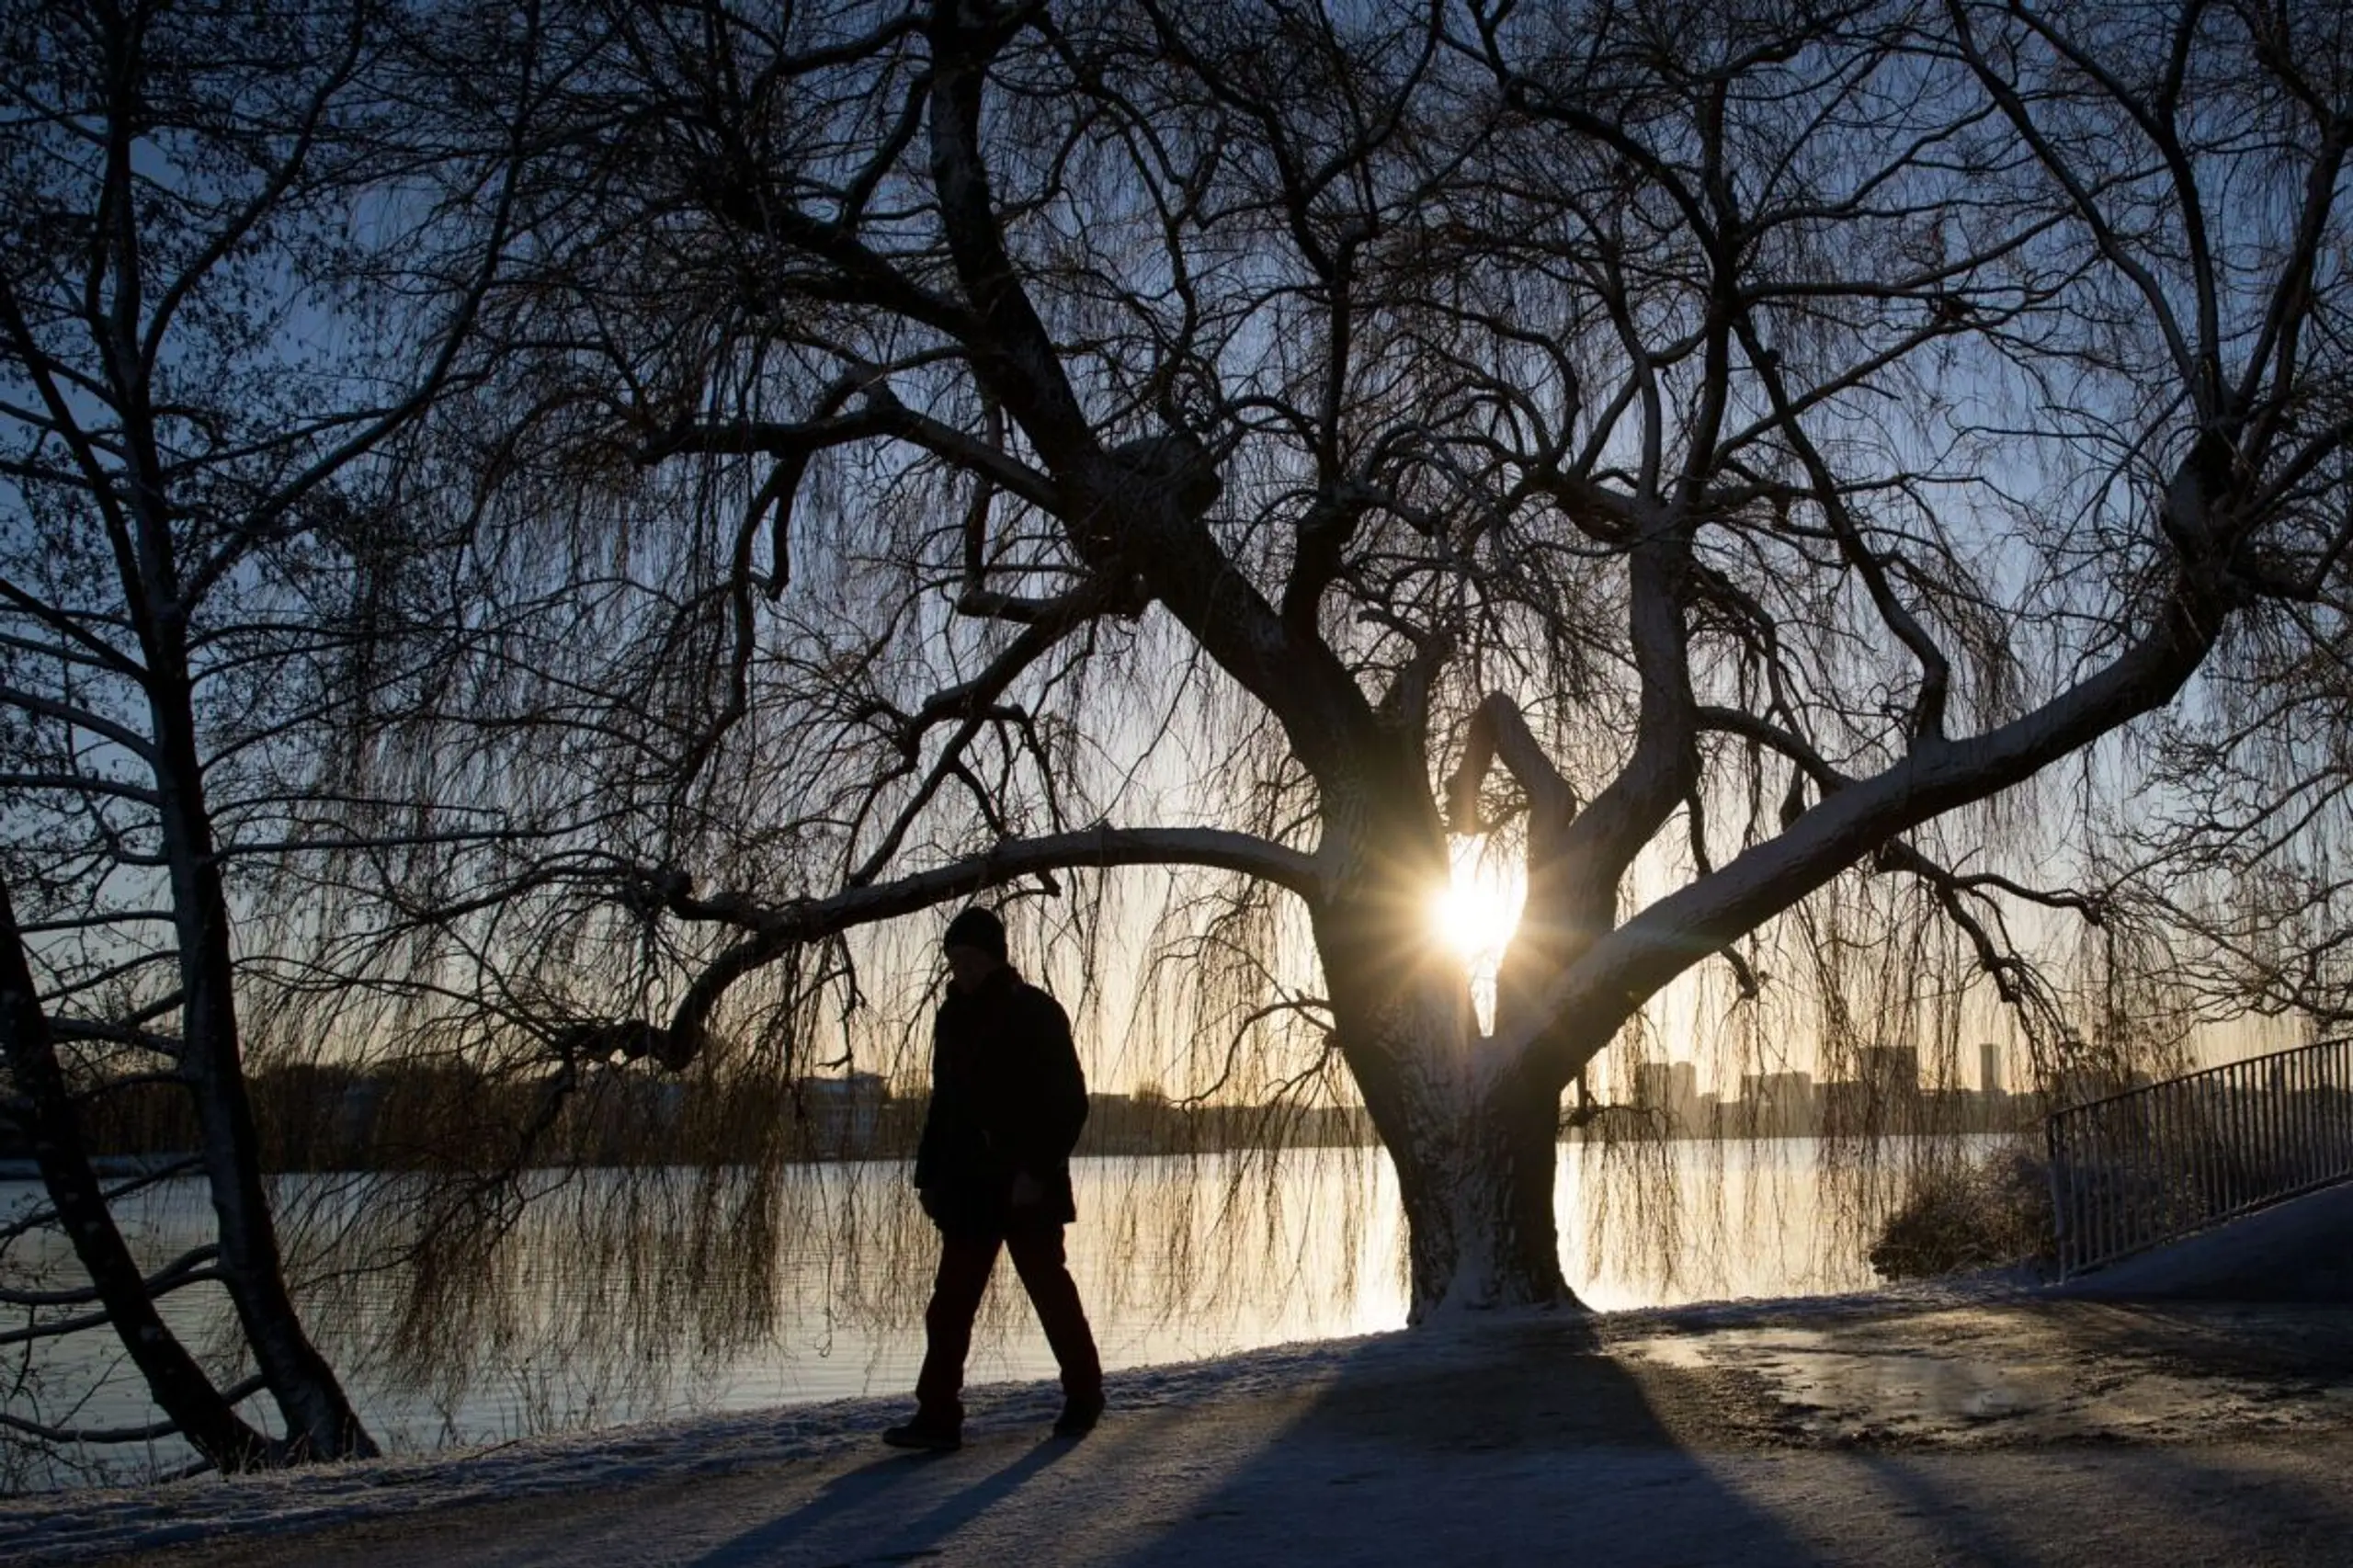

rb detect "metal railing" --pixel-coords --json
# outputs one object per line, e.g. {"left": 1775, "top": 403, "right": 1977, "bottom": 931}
{"left": 2045, "top": 1036, "right": 2353, "bottom": 1278}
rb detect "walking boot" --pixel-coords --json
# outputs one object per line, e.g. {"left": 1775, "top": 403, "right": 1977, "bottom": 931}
{"left": 1051, "top": 1392, "right": 1105, "bottom": 1437}
{"left": 881, "top": 1414, "right": 961, "bottom": 1452}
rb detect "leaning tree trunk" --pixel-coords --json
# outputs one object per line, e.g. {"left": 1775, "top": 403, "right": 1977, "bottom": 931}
{"left": 0, "top": 882, "right": 279, "bottom": 1471}
{"left": 145, "top": 641, "right": 379, "bottom": 1462}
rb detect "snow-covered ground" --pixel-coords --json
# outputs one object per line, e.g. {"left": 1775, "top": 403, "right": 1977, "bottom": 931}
{"left": 7, "top": 1274, "right": 2353, "bottom": 1567}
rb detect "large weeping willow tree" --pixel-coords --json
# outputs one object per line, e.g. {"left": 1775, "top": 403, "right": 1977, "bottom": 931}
{"left": 306, "top": 0, "right": 2353, "bottom": 1323}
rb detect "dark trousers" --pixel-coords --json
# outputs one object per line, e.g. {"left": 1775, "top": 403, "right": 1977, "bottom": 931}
{"left": 914, "top": 1224, "right": 1101, "bottom": 1426}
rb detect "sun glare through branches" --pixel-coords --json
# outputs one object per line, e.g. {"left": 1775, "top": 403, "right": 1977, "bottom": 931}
{"left": 1433, "top": 854, "right": 1524, "bottom": 971}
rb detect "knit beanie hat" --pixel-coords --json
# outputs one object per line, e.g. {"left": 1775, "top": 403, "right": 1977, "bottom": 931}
{"left": 941, "top": 905, "right": 1007, "bottom": 960}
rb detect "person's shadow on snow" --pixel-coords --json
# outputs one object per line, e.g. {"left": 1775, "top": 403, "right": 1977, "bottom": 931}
{"left": 686, "top": 1314, "right": 1827, "bottom": 1567}
{"left": 687, "top": 1436, "right": 1074, "bottom": 1567}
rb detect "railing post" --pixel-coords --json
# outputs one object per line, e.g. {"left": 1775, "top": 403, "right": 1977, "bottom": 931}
{"left": 2047, "top": 1108, "right": 2072, "bottom": 1278}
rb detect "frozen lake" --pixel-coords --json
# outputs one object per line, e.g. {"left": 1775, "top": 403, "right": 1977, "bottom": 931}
{"left": 2, "top": 1138, "right": 1931, "bottom": 1489}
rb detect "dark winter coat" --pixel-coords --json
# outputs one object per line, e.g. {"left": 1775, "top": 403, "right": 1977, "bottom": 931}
{"left": 913, "top": 966, "right": 1088, "bottom": 1234}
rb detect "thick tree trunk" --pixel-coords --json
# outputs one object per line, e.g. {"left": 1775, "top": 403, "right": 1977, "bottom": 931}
{"left": 0, "top": 883, "right": 278, "bottom": 1471}
{"left": 1310, "top": 773, "right": 1579, "bottom": 1318}
{"left": 1383, "top": 1059, "right": 1574, "bottom": 1318}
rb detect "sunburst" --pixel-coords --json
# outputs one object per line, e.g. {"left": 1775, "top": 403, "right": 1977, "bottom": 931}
{"left": 1430, "top": 857, "right": 1523, "bottom": 968}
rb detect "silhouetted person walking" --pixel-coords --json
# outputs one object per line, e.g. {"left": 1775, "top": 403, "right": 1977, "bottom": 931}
{"left": 883, "top": 907, "right": 1103, "bottom": 1451}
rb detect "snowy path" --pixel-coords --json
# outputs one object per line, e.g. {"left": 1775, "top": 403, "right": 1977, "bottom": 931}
{"left": 11, "top": 1290, "right": 2353, "bottom": 1567}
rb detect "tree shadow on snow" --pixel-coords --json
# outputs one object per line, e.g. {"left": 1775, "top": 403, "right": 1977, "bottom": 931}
{"left": 1102, "top": 1312, "right": 1824, "bottom": 1568}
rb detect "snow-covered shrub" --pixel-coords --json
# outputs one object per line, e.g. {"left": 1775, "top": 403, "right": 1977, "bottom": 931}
{"left": 1868, "top": 1147, "right": 2056, "bottom": 1280}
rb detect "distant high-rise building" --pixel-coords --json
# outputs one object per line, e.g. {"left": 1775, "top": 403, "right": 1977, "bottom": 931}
{"left": 1856, "top": 1044, "right": 1921, "bottom": 1099}
{"left": 1737, "top": 1070, "right": 1816, "bottom": 1134}
{"left": 1633, "top": 1060, "right": 1702, "bottom": 1129}
{"left": 1821, "top": 1044, "right": 1925, "bottom": 1134}
{"left": 1739, "top": 1069, "right": 1814, "bottom": 1105}
{"left": 1979, "top": 1040, "right": 2004, "bottom": 1097}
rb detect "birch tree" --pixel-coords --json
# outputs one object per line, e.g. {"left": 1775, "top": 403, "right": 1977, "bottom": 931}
{"left": 420, "top": 0, "right": 2353, "bottom": 1317}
